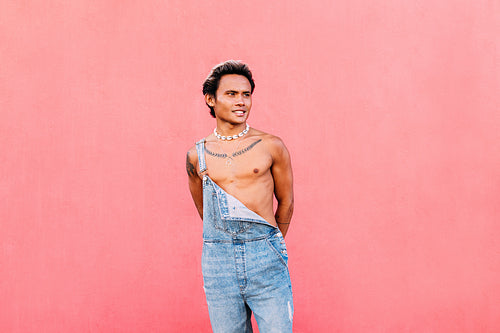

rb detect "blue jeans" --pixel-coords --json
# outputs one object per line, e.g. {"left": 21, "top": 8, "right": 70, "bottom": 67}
{"left": 196, "top": 139, "right": 294, "bottom": 332}
{"left": 202, "top": 229, "right": 293, "bottom": 332}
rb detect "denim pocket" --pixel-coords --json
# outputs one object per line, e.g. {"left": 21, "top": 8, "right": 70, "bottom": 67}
{"left": 266, "top": 233, "right": 288, "bottom": 267}
{"left": 214, "top": 219, "right": 252, "bottom": 235}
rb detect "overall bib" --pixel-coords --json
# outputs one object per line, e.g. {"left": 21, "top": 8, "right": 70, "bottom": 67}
{"left": 196, "top": 139, "right": 294, "bottom": 333}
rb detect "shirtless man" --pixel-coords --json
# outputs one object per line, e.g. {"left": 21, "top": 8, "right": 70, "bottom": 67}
{"left": 186, "top": 60, "right": 294, "bottom": 332}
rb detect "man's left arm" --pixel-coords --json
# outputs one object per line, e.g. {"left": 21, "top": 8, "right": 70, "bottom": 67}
{"left": 270, "top": 137, "right": 294, "bottom": 237}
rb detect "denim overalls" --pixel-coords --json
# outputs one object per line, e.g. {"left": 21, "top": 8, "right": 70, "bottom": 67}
{"left": 196, "top": 139, "right": 294, "bottom": 333}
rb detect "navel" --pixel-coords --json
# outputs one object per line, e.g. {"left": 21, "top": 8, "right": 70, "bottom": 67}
{"left": 253, "top": 168, "right": 259, "bottom": 173}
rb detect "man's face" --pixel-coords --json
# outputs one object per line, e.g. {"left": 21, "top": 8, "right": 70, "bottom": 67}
{"left": 206, "top": 74, "right": 252, "bottom": 125}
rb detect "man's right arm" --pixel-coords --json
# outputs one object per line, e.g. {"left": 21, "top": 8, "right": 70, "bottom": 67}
{"left": 186, "top": 147, "right": 203, "bottom": 219}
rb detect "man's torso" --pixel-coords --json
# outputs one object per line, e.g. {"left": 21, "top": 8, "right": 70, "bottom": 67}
{"left": 199, "top": 129, "right": 278, "bottom": 226}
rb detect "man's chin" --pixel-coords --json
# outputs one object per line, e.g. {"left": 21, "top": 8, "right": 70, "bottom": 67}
{"left": 219, "top": 117, "right": 248, "bottom": 125}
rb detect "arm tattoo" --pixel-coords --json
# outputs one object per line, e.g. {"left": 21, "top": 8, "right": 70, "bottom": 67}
{"left": 186, "top": 152, "right": 196, "bottom": 177}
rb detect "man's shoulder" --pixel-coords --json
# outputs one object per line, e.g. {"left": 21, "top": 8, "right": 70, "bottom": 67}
{"left": 186, "top": 144, "right": 199, "bottom": 164}
{"left": 248, "top": 128, "right": 289, "bottom": 161}
{"left": 187, "top": 135, "right": 209, "bottom": 153}
{"left": 250, "top": 128, "right": 286, "bottom": 149}
{"left": 186, "top": 134, "right": 212, "bottom": 162}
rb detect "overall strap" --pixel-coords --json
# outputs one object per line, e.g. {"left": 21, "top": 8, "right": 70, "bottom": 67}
{"left": 195, "top": 138, "right": 207, "bottom": 174}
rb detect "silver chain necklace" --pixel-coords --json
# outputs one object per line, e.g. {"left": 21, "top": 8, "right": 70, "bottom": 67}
{"left": 214, "top": 124, "right": 249, "bottom": 141}
{"left": 215, "top": 139, "right": 244, "bottom": 166}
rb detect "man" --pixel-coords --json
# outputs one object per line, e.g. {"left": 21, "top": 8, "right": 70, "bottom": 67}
{"left": 186, "top": 60, "right": 294, "bottom": 332}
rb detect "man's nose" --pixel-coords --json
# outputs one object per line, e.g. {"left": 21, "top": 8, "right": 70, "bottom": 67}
{"left": 235, "top": 95, "right": 245, "bottom": 105}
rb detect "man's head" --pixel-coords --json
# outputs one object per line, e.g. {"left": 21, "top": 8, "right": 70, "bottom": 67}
{"left": 203, "top": 60, "right": 255, "bottom": 118}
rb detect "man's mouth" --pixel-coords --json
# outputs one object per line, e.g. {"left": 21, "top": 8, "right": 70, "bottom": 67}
{"left": 233, "top": 110, "right": 246, "bottom": 116}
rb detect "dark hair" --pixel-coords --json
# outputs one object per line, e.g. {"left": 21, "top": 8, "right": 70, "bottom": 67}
{"left": 202, "top": 60, "right": 255, "bottom": 118}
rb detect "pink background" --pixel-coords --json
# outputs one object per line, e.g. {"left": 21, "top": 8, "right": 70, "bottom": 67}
{"left": 1, "top": 1, "right": 499, "bottom": 332}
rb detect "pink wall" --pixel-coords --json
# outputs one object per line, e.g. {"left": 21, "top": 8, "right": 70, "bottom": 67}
{"left": 1, "top": 1, "right": 499, "bottom": 332}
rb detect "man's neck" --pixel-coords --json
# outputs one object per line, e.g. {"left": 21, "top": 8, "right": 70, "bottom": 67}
{"left": 215, "top": 121, "right": 248, "bottom": 137}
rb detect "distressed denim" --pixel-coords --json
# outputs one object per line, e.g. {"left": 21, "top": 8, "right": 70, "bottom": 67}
{"left": 196, "top": 139, "right": 293, "bottom": 333}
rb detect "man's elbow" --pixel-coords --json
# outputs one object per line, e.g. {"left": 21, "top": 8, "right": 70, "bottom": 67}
{"left": 278, "top": 197, "right": 294, "bottom": 210}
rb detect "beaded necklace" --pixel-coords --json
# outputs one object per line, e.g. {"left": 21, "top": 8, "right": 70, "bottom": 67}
{"left": 213, "top": 124, "right": 249, "bottom": 141}
{"left": 213, "top": 124, "right": 250, "bottom": 166}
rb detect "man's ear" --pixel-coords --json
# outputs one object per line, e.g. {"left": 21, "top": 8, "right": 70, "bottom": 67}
{"left": 205, "top": 94, "right": 215, "bottom": 107}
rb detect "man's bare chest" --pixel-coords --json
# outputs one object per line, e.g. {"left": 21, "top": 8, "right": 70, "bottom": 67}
{"left": 203, "top": 139, "right": 272, "bottom": 183}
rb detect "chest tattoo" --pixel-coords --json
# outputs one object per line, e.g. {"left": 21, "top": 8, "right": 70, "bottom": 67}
{"left": 206, "top": 139, "right": 263, "bottom": 159}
